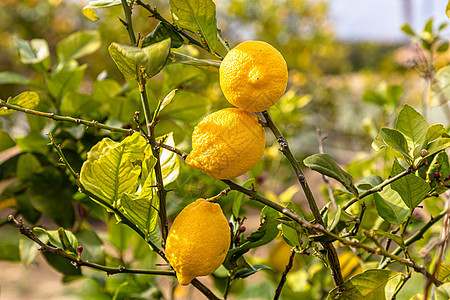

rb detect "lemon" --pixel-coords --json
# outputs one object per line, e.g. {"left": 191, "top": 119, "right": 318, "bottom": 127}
{"left": 219, "top": 41, "right": 288, "bottom": 112}
{"left": 165, "top": 198, "right": 231, "bottom": 286}
{"left": 185, "top": 108, "right": 266, "bottom": 180}
{"left": 339, "top": 251, "right": 362, "bottom": 280}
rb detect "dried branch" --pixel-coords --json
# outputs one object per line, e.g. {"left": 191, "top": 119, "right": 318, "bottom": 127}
{"left": 274, "top": 248, "right": 296, "bottom": 300}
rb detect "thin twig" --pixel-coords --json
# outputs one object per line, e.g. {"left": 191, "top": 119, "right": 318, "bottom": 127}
{"left": 274, "top": 248, "right": 296, "bottom": 300}
{"left": 379, "top": 209, "right": 447, "bottom": 269}
{"left": 342, "top": 164, "right": 426, "bottom": 210}
{"left": 261, "top": 110, "right": 344, "bottom": 287}
{"left": 316, "top": 127, "right": 337, "bottom": 209}
{"left": 9, "top": 216, "right": 174, "bottom": 276}
{"left": 121, "top": 0, "right": 136, "bottom": 45}
{"left": 0, "top": 101, "right": 133, "bottom": 134}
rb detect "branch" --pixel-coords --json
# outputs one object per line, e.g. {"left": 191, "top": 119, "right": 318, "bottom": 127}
{"left": 261, "top": 110, "right": 344, "bottom": 286}
{"left": 0, "top": 101, "right": 133, "bottom": 134}
{"left": 274, "top": 248, "right": 296, "bottom": 300}
{"left": 121, "top": 0, "right": 137, "bottom": 45}
{"left": 9, "top": 215, "right": 174, "bottom": 277}
{"left": 379, "top": 209, "right": 447, "bottom": 269}
{"left": 343, "top": 165, "right": 423, "bottom": 210}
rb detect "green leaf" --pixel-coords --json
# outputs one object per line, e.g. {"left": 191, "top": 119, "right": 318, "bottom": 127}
{"left": 234, "top": 264, "right": 272, "bottom": 279}
{"left": 401, "top": 23, "right": 416, "bottom": 36}
{"left": 362, "top": 90, "right": 385, "bottom": 106}
{"left": 80, "top": 132, "right": 147, "bottom": 208}
{"left": 395, "top": 104, "right": 428, "bottom": 152}
{"left": 437, "top": 261, "right": 450, "bottom": 283}
{"left": 390, "top": 160, "right": 430, "bottom": 209}
{"left": 42, "top": 251, "right": 82, "bottom": 276}
{"left": 47, "top": 65, "right": 87, "bottom": 100}
{"left": 56, "top": 30, "right": 101, "bottom": 64}
{"left": 159, "top": 90, "right": 209, "bottom": 122}
{"left": 14, "top": 37, "right": 49, "bottom": 65}
{"left": 82, "top": 0, "right": 124, "bottom": 21}
{"left": 171, "top": 52, "right": 220, "bottom": 72}
{"left": 380, "top": 128, "right": 411, "bottom": 160}
{"left": 107, "top": 217, "right": 134, "bottom": 251}
{"left": 58, "top": 228, "right": 79, "bottom": 255}
{"left": 373, "top": 186, "right": 409, "bottom": 225}
{"left": 0, "top": 71, "right": 29, "bottom": 85}
{"left": 0, "top": 130, "right": 15, "bottom": 152}
{"left": 75, "top": 230, "right": 105, "bottom": 265}
{"left": 303, "top": 153, "right": 358, "bottom": 196}
{"left": 224, "top": 206, "right": 280, "bottom": 270}
{"left": 17, "top": 153, "right": 42, "bottom": 182}
{"left": 0, "top": 91, "right": 40, "bottom": 115}
{"left": 426, "top": 124, "right": 445, "bottom": 143}
{"left": 373, "top": 230, "right": 404, "bottom": 249}
{"left": 108, "top": 39, "right": 171, "bottom": 80}
{"left": 425, "top": 138, "right": 450, "bottom": 159}
{"left": 436, "top": 282, "right": 450, "bottom": 300}
{"left": 169, "top": 0, "right": 218, "bottom": 52}
{"left": 281, "top": 202, "right": 307, "bottom": 249}
{"left": 327, "top": 269, "right": 403, "bottom": 300}
{"left": 356, "top": 175, "right": 383, "bottom": 191}
{"left": 19, "top": 235, "right": 43, "bottom": 267}
{"left": 142, "top": 22, "right": 184, "bottom": 48}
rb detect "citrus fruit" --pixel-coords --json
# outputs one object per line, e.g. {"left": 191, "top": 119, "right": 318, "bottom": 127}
{"left": 185, "top": 108, "right": 265, "bottom": 179}
{"left": 165, "top": 198, "right": 231, "bottom": 286}
{"left": 219, "top": 41, "right": 288, "bottom": 112}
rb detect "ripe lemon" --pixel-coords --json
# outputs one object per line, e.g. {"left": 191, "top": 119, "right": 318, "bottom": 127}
{"left": 219, "top": 41, "right": 288, "bottom": 112}
{"left": 185, "top": 108, "right": 265, "bottom": 179}
{"left": 165, "top": 198, "right": 231, "bottom": 286}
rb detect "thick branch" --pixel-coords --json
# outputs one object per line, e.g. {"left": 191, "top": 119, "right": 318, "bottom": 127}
{"left": 261, "top": 110, "right": 344, "bottom": 286}
{"left": 0, "top": 101, "right": 132, "bottom": 134}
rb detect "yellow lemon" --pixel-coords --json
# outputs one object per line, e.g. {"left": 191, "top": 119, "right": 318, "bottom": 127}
{"left": 165, "top": 198, "right": 231, "bottom": 286}
{"left": 185, "top": 108, "right": 265, "bottom": 180}
{"left": 339, "top": 251, "right": 362, "bottom": 280}
{"left": 219, "top": 41, "right": 288, "bottom": 112}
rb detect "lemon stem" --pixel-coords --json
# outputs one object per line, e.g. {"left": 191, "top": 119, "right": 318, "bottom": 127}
{"left": 205, "top": 188, "right": 231, "bottom": 202}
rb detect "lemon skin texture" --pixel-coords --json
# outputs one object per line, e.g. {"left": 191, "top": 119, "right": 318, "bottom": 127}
{"left": 165, "top": 198, "right": 231, "bottom": 286}
{"left": 185, "top": 108, "right": 266, "bottom": 180}
{"left": 219, "top": 41, "right": 288, "bottom": 112}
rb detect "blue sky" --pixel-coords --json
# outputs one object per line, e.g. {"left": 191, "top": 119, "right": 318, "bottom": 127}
{"left": 329, "top": 0, "right": 449, "bottom": 41}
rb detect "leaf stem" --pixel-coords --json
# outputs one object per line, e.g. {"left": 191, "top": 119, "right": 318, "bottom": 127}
{"left": 261, "top": 110, "right": 344, "bottom": 286}
{"left": 9, "top": 215, "right": 174, "bottom": 276}
{"left": 0, "top": 101, "right": 132, "bottom": 134}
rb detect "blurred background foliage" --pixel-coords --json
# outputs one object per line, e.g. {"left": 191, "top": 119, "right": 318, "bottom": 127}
{"left": 1, "top": 0, "right": 450, "bottom": 299}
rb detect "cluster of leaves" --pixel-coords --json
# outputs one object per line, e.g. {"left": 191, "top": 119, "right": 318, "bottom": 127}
{"left": 1, "top": 0, "right": 450, "bottom": 300}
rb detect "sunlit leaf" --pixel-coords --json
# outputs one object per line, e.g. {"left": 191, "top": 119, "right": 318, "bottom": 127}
{"left": 14, "top": 37, "right": 49, "bottom": 65}
{"left": 0, "top": 91, "right": 40, "bottom": 116}
{"left": 108, "top": 39, "right": 171, "bottom": 80}
{"left": 327, "top": 269, "right": 403, "bottom": 300}
{"left": 48, "top": 65, "right": 87, "bottom": 100}
{"left": 170, "top": 0, "right": 218, "bottom": 52}
{"left": 143, "top": 22, "right": 184, "bottom": 48}
{"left": 82, "top": 0, "right": 124, "bottom": 21}
{"left": 437, "top": 261, "right": 450, "bottom": 283}
{"left": 395, "top": 104, "right": 427, "bottom": 152}
{"left": 380, "top": 128, "right": 411, "bottom": 160}
{"left": 436, "top": 282, "right": 450, "bottom": 300}
{"left": 80, "top": 132, "right": 147, "bottom": 208}
{"left": 56, "top": 30, "right": 101, "bottom": 64}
